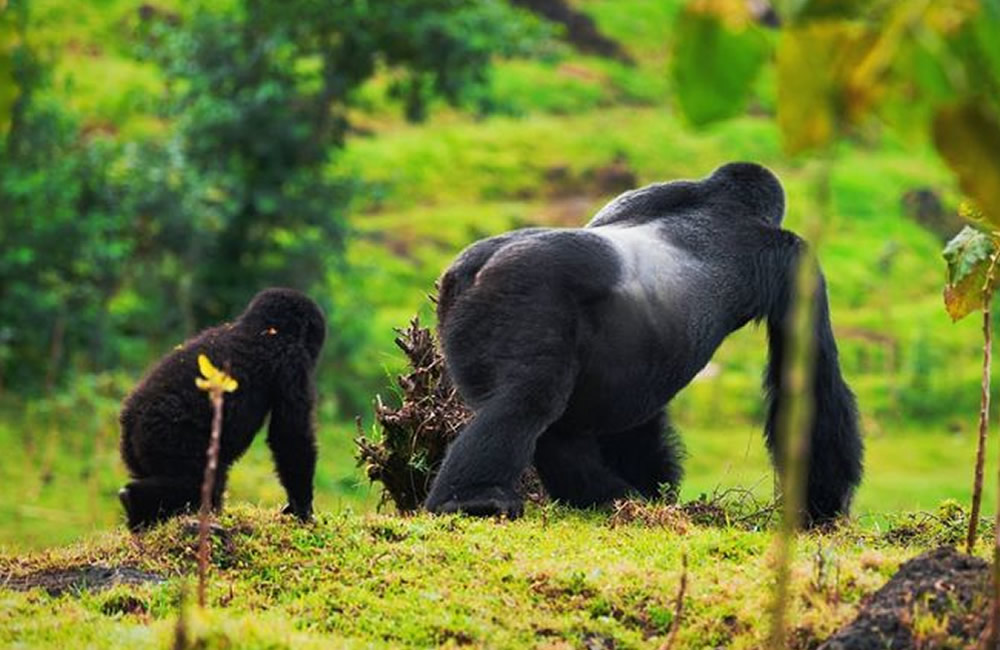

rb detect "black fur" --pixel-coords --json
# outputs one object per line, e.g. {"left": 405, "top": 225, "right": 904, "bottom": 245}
{"left": 119, "top": 288, "right": 325, "bottom": 531}
{"left": 425, "top": 162, "right": 862, "bottom": 524}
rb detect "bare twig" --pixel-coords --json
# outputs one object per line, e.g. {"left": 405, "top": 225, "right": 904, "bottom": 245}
{"left": 989, "top": 250, "right": 1000, "bottom": 650}
{"left": 968, "top": 250, "right": 999, "bottom": 555}
{"left": 659, "top": 553, "right": 688, "bottom": 650}
{"left": 197, "top": 390, "right": 224, "bottom": 608}
{"left": 172, "top": 581, "right": 189, "bottom": 650}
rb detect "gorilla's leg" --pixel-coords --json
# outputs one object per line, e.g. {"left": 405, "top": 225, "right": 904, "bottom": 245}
{"left": 425, "top": 374, "right": 576, "bottom": 517}
{"left": 120, "top": 475, "right": 202, "bottom": 531}
{"left": 426, "top": 304, "right": 581, "bottom": 517}
{"left": 534, "top": 426, "right": 634, "bottom": 507}
{"left": 598, "top": 411, "right": 684, "bottom": 500}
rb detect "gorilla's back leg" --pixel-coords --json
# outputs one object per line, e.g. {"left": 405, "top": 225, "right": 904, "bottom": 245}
{"left": 120, "top": 475, "right": 203, "bottom": 531}
{"left": 598, "top": 411, "right": 684, "bottom": 500}
{"left": 534, "top": 424, "right": 634, "bottom": 507}
{"left": 426, "top": 266, "right": 585, "bottom": 517}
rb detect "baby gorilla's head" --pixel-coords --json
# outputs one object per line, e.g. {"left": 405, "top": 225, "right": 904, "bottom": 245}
{"left": 241, "top": 288, "right": 327, "bottom": 361}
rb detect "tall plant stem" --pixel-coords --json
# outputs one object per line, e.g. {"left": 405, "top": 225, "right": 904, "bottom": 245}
{"left": 767, "top": 160, "right": 830, "bottom": 649}
{"left": 967, "top": 305, "right": 992, "bottom": 554}
{"left": 986, "top": 249, "right": 1000, "bottom": 649}
{"left": 766, "top": 253, "right": 818, "bottom": 649}
{"left": 197, "top": 390, "right": 224, "bottom": 608}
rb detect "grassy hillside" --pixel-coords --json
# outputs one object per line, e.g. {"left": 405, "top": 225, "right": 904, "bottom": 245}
{"left": 3, "top": 2, "right": 998, "bottom": 648}
{"left": 1, "top": 505, "right": 973, "bottom": 649}
{"left": 1, "top": 0, "right": 990, "bottom": 557}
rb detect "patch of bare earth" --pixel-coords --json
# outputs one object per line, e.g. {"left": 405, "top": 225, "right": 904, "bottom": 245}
{"left": 4, "top": 565, "right": 163, "bottom": 596}
{"left": 820, "top": 546, "right": 989, "bottom": 649}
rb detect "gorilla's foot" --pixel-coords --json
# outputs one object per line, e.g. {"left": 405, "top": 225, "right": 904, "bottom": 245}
{"left": 118, "top": 486, "right": 138, "bottom": 531}
{"left": 427, "top": 485, "right": 524, "bottom": 519}
{"left": 281, "top": 502, "right": 315, "bottom": 523}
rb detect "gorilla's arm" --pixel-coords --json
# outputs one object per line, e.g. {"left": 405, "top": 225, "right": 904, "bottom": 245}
{"left": 762, "top": 241, "right": 863, "bottom": 524}
{"left": 267, "top": 350, "right": 318, "bottom": 521}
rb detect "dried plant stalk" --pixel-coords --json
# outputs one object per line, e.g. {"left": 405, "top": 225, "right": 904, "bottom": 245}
{"left": 197, "top": 390, "right": 224, "bottom": 608}
{"left": 358, "top": 315, "right": 544, "bottom": 512}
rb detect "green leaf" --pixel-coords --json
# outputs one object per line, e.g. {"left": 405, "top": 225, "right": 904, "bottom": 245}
{"left": 671, "top": 6, "right": 770, "bottom": 127}
{"left": 942, "top": 226, "right": 998, "bottom": 321}
{"left": 933, "top": 103, "right": 1000, "bottom": 229}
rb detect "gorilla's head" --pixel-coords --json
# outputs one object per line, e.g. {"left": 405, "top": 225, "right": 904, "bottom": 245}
{"left": 241, "top": 288, "right": 327, "bottom": 361}
{"left": 708, "top": 162, "right": 785, "bottom": 226}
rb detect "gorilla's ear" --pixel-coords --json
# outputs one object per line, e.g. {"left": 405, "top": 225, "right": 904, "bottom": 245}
{"left": 708, "top": 162, "right": 785, "bottom": 226}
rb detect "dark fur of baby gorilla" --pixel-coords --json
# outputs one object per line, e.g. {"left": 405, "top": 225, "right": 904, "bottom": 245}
{"left": 118, "top": 288, "right": 326, "bottom": 531}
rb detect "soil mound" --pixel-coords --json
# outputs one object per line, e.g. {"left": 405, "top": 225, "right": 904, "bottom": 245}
{"left": 820, "top": 546, "right": 989, "bottom": 649}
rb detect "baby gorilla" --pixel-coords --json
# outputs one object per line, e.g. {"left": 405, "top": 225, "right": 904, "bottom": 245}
{"left": 118, "top": 288, "right": 325, "bottom": 531}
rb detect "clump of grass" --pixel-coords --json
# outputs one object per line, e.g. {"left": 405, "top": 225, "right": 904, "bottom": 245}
{"left": 608, "top": 499, "right": 691, "bottom": 533}
{"left": 878, "top": 500, "right": 983, "bottom": 548}
{"left": 680, "top": 487, "right": 779, "bottom": 531}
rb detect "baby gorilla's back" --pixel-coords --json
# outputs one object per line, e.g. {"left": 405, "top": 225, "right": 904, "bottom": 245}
{"left": 118, "top": 288, "right": 325, "bottom": 531}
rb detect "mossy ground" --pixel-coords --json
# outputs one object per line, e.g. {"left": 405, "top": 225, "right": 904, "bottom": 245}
{"left": 2, "top": 504, "right": 978, "bottom": 649}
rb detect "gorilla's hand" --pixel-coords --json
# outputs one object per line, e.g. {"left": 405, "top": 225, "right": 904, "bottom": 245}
{"left": 282, "top": 501, "right": 314, "bottom": 523}
{"left": 426, "top": 485, "right": 524, "bottom": 519}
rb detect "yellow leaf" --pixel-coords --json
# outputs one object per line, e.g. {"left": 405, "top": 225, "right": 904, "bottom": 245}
{"left": 933, "top": 103, "right": 1000, "bottom": 229}
{"left": 776, "top": 22, "right": 877, "bottom": 154}
{"left": 944, "top": 269, "right": 989, "bottom": 321}
{"left": 195, "top": 353, "right": 239, "bottom": 393}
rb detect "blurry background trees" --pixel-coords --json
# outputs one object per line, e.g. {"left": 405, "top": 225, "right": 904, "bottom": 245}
{"left": 2, "top": 0, "right": 999, "bottom": 549}
{"left": 0, "top": 0, "right": 545, "bottom": 409}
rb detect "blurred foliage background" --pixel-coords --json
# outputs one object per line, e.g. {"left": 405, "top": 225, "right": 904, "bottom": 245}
{"left": 1, "top": 0, "right": 999, "bottom": 549}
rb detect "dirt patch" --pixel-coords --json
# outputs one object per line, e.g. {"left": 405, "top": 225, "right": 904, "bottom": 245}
{"left": 608, "top": 499, "right": 690, "bottom": 533}
{"left": 508, "top": 0, "right": 633, "bottom": 64}
{"left": 4, "top": 564, "right": 164, "bottom": 596}
{"left": 819, "top": 546, "right": 989, "bottom": 649}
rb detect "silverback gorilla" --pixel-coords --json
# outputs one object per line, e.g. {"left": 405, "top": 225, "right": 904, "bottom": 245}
{"left": 119, "top": 288, "right": 325, "bottom": 530}
{"left": 425, "top": 162, "right": 862, "bottom": 524}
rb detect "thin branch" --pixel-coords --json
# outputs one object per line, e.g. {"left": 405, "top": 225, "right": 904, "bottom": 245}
{"left": 989, "top": 247, "right": 1000, "bottom": 650}
{"left": 197, "top": 389, "right": 225, "bottom": 608}
{"left": 967, "top": 249, "right": 998, "bottom": 554}
{"left": 659, "top": 553, "right": 688, "bottom": 650}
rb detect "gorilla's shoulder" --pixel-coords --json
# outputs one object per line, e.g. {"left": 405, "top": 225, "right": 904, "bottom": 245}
{"left": 588, "top": 162, "right": 785, "bottom": 227}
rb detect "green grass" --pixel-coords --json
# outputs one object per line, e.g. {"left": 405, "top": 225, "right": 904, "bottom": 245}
{"left": 0, "top": 505, "right": 968, "bottom": 649}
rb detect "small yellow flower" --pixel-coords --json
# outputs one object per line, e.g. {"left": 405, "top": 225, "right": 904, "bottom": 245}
{"left": 195, "top": 354, "right": 239, "bottom": 393}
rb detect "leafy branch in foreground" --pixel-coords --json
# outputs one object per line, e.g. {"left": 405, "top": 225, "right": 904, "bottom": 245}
{"left": 193, "top": 353, "right": 238, "bottom": 608}
{"left": 942, "top": 219, "right": 1000, "bottom": 557}
{"left": 941, "top": 210, "right": 1000, "bottom": 647}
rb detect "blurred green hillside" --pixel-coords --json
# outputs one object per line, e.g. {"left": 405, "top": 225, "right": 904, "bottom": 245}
{"left": 0, "top": 0, "right": 992, "bottom": 550}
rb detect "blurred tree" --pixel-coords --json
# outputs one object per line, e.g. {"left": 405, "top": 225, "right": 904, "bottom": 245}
{"left": 0, "top": 0, "right": 132, "bottom": 394}
{"left": 133, "top": 0, "right": 546, "bottom": 324}
{"left": 0, "top": 0, "right": 546, "bottom": 407}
